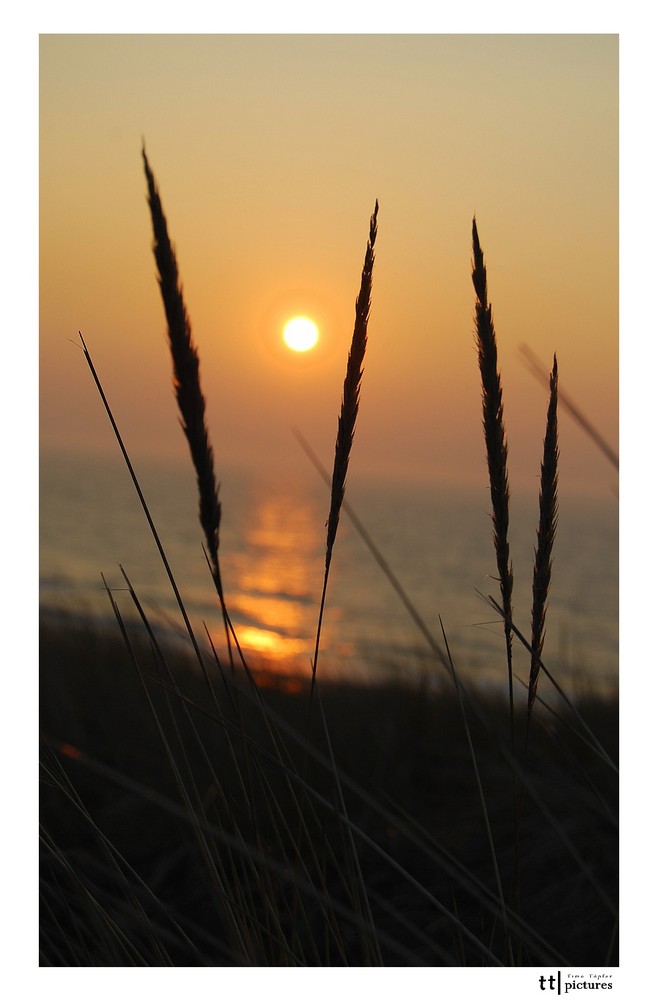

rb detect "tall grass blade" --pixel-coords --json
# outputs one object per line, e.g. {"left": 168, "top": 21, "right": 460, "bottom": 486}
{"left": 528, "top": 355, "right": 559, "bottom": 724}
{"left": 142, "top": 145, "right": 222, "bottom": 594}
{"left": 312, "top": 200, "right": 378, "bottom": 689}
{"left": 471, "top": 218, "right": 520, "bottom": 943}
{"left": 296, "top": 205, "right": 379, "bottom": 954}
{"left": 325, "top": 201, "right": 378, "bottom": 574}
{"left": 471, "top": 218, "right": 514, "bottom": 696}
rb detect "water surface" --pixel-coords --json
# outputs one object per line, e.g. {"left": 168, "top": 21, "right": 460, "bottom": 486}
{"left": 40, "top": 450, "right": 618, "bottom": 697}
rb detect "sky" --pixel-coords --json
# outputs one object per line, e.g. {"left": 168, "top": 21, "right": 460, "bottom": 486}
{"left": 39, "top": 33, "right": 618, "bottom": 498}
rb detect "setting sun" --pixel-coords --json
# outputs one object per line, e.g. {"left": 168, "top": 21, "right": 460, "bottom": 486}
{"left": 282, "top": 316, "right": 319, "bottom": 352}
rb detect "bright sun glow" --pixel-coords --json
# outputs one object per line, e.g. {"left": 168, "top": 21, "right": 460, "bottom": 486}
{"left": 282, "top": 316, "right": 319, "bottom": 352}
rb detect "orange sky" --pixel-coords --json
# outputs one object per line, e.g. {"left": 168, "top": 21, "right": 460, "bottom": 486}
{"left": 40, "top": 34, "right": 618, "bottom": 497}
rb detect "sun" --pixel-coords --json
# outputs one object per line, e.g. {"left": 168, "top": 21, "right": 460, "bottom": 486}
{"left": 282, "top": 316, "right": 319, "bottom": 353}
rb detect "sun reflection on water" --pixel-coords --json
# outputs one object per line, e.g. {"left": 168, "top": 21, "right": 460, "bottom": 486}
{"left": 214, "top": 486, "right": 328, "bottom": 680}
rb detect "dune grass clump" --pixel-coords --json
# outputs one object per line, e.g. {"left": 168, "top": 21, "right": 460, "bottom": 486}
{"left": 38, "top": 150, "right": 617, "bottom": 968}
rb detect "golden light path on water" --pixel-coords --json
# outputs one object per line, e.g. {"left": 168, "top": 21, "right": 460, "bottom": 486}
{"left": 207, "top": 486, "right": 352, "bottom": 688}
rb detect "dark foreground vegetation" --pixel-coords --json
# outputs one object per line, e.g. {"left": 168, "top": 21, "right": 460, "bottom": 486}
{"left": 40, "top": 615, "right": 618, "bottom": 967}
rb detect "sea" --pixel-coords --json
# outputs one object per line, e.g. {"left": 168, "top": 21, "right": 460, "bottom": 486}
{"left": 40, "top": 449, "right": 618, "bottom": 698}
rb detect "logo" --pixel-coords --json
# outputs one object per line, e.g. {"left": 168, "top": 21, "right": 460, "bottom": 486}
{"left": 538, "top": 972, "right": 614, "bottom": 993}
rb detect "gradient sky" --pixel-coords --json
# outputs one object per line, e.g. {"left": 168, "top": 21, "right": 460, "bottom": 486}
{"left": 40, "top": 34, "right": 618, "bottom": 497}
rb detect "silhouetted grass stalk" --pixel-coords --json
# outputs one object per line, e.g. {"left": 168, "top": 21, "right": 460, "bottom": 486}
{"left": 471, "top": 218, "right": 514, "bottom": 702}
{"left": 471, "top": 219, "right": 521, "bottom": 946}
{"left": 528, "top": 355, "right": 559, "bottom": 728}
{"left": 142, "top": 147, "right": 223, "bottom": 600}
{"left": 290, "top": 201, "right": 380, "bottom": 960}
{"left": 311, "top": 200, "right": 378, "bottom": 692}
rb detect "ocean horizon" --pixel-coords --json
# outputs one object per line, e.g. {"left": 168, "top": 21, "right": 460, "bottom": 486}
{"left": 40, "top": 447, "right": 618, "bottom": 698}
